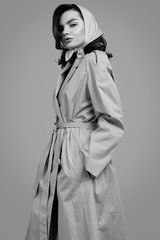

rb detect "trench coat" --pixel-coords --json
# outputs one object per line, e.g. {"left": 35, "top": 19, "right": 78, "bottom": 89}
{"left": 25, "top": 50, "right": 128, "bottom": 240}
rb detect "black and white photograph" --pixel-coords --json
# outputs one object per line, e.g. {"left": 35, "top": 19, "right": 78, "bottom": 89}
{"left": 0, "top": 1, "right": 159, "bottom": 240}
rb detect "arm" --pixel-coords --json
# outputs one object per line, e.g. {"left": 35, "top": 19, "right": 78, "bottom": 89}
{"left": 82, "top": 51, "right": 124, "bottom": 178}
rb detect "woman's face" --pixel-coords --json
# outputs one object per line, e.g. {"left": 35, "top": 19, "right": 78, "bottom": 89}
{"left": 59, "top": 10, "right": 85, "bottom": 49}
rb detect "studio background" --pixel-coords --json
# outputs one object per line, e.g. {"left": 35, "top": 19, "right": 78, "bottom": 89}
{"left": 0, "top": 0, "right": 159, "bottom": 240}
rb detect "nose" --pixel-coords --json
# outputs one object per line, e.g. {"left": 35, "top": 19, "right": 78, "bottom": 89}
{"left": 62, "top": 26, "right": 70, "bottom": 36}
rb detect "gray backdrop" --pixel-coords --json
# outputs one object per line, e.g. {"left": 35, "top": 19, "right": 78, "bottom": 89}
{"left": 0, "top": 0, "right": 160, "bottom": 240}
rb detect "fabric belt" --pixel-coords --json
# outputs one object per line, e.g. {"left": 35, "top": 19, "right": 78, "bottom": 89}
{"left": 57, "top": 122, "right": 97, "bottom": 130}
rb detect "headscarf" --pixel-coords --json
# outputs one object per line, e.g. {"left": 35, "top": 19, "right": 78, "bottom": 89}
{"left": 65, "top": 5, "right": 103, "bottom": 61}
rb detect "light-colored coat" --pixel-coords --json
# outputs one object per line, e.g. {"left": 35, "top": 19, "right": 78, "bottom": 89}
{"left": 25, "top": 50, "right": 128, "bottom": 240}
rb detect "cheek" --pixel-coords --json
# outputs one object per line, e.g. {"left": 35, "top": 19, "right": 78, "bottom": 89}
{"left": 80, "top": 27, "right": 85, "bottom": 37}
{"left": 74, "top": 25, "right": 85, "bottom": 36}
{"left": 77, "top": 28, "right": 85, "bottom": 41}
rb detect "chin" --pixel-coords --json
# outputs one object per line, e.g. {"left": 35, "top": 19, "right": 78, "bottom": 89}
{"left": 65, "top": 44, "right": 76, "bottom": 49}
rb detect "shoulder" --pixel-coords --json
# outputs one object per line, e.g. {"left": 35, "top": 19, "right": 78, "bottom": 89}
{"left": 84, "top": 50, "right": 112, "bottom": 69}
{"left": 83, "top": 50, "right": 115, "bottom": 83}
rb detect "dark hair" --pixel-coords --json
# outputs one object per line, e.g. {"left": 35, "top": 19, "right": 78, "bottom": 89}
{"left": 52, "top": 4, "right": 113, "bottom": 68}
{"left": 84, "top": 35, "right": 113, "bottom": 59}
{"left": 52, "top": 4, "right": 84, "bottom": 50}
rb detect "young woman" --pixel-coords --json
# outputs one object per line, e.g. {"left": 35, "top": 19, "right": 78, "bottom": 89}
{"left": 25, "top": 4, "right": 128, "bottom": 240}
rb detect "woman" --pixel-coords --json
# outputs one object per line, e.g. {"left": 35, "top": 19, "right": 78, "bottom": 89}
{"left": 25, "top": 4, "right": 128, "bottom": 240}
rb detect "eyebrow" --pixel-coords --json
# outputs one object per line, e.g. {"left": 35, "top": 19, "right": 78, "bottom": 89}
{"left": 59, "top": 18, "right": 79, "bottom": 27}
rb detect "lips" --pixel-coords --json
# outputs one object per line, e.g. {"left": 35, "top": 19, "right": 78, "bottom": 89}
{"left": 64, "top": 38, "right": 73, "bottom": 43}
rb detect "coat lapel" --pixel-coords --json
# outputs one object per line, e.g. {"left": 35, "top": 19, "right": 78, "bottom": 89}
{"left": 58, "top": 57, "right": 83, "bottom": 98}
{"left": 54, "top": 57, "right": 84, "bottom": 122}
{"left": 55, "top": 62, "right": 71, "bottom": 98}
{"left": 54, "top": 57, "right": 83, "bottom": 120}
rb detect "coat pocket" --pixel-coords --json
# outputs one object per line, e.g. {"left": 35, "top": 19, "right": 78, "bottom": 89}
{"left": 60, "top": 128, "right": 91, "bottom": 182}
{"left": 76, "top": 128, "right": 92, "bottom": 179}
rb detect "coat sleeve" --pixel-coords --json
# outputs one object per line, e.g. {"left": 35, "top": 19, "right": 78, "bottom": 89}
{"left": 82, "top": 51, "right": 124, "bottom": 178}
